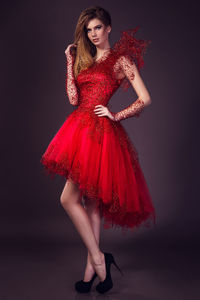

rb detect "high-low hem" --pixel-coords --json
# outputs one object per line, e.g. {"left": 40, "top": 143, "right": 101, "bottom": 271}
{"left": 40, "top": 27, "right": 156, "bottom": 233}
{"left": 40, "top": 155, "right": 156, "bottom": 234}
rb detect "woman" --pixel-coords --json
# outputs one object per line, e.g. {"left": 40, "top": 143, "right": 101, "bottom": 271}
{"left": 40, "top": 5, "right": 156, "bottom": 294}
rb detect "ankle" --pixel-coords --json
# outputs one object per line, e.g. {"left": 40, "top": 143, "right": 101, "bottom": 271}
{"left": 91, "top": 251, "right": 104, "bottom": 266}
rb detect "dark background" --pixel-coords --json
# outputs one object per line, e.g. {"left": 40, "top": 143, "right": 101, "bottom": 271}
{"left": 1, "top": 0, "right": 199, "bottom": 299}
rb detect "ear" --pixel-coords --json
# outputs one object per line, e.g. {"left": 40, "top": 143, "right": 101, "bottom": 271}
{"left": 107, "top": 25, "right": 111, "bottom": 34}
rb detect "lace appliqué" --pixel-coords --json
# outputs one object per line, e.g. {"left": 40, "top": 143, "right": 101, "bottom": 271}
{"left": 111, "top": 98, "right": 145, "bottom": 121}
{"left": 94, "top": 48, "right": 111, "bottom": 64}
{"left": 112, "top": 27, "right": 151, "bottom": 91}
{"left": 40, "top": 148, "right": 155, "bottom": 234}
{"left": 65, "top": 55, "right": 79, "bottom": 106}
{"left": 73, "top": 107, "right": 116, "bottom": 145}
{"left": 40, "top": 27, "right": 155, "bottom": 232}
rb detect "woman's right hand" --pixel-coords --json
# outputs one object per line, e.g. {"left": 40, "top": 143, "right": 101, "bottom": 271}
{"left": 65, "top": 44, "right": 77, "bottom": 59}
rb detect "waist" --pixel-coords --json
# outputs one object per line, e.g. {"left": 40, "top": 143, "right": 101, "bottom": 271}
{"left": 77, "top": 105, "right": 95, "bottom": 112}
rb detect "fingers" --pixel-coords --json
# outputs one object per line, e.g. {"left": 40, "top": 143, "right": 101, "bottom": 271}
{"left": 94, "top": 105, "right": 111, "bottom": 118}
{"left": 94, "top": 105, "right": 105, "bottom": 110}
{"left": 94, "top": 105, "right": 106, "bottom": 111}
{"left": 94, "top": 105, "right": 114, "bottom": 120}
{"left": 65, "top": 43, "right": 77, "bottom": 54}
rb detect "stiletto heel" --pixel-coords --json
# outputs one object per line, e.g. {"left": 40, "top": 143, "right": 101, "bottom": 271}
{"left": 74, "top": 272, "right": 97, "bottom": 293}
{"left": 112, "top": 256, "right": 124, "bottom": 276}
{"left": 95, "top": 252, "right": 124, "bottom": 294}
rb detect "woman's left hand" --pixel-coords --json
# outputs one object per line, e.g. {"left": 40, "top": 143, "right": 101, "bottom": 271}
{"left": 94, "top": 105, "right": 115, "bottom": 121}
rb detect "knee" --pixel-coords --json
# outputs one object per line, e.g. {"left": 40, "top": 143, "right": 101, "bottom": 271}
{"left": 60, "top": 193, "right": 69, "bottom": 207}
{"left": 60, "top": 181, "right": 80, "bottom": 208}
{"left": 60, "top": 191, "right": 78, "bottom": 208}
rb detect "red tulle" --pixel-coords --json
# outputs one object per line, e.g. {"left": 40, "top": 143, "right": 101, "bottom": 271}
{"left": 40, "top": 27, "right": 155, "bottom": 233}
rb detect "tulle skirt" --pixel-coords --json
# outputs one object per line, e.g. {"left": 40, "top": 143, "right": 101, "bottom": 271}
{"left": 40, "top": 106, "right": 155, "bottom": 232}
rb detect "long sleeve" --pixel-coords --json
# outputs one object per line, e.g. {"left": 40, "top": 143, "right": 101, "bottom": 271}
{"left": 110, "top": 27, "right": 151, "bottom": 121}
{"left": 111, "top": 97, "right": 145, "bottom": 121}
{"left": 111, "top": 55, "right": 146, "bottom": 121}
{"left": 65, "top": 55, "right": 79, "bottom": 106}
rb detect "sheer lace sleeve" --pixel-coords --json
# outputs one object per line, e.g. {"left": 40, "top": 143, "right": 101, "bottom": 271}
{"left": 65, "top": 55, "right": 79, "bottom": 106}
{"left": 110, "top": 27, "right": 150, "bottom": 121}
{"left": 112, "top": 26, "right": 151, "bottom": 91}
{"left": 111, "top": 97, "right": 145, "bottom": 121}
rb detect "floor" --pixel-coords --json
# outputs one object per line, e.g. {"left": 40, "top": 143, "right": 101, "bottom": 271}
{"left": 1, "top": 233, "right": 199, "bottom": 300}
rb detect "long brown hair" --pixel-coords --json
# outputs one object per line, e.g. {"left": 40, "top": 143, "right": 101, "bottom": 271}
{"left": 71, "top": 6, "right": 112, "bottom": 78}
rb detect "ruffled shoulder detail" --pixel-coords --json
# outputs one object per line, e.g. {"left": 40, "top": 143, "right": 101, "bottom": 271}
{"left": 112, "top": 26, "right": 151, "bottom": 90}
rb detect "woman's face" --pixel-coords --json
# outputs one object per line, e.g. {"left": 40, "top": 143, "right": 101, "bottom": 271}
{"left": 86, "top": 18, "right": 111, "bottom": 47}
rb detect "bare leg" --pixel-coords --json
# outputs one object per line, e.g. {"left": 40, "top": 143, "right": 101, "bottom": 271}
{"left": 82, "top": 196, "right": 101, "bottom": 281}
{"left": 60, "top": 179, "right": 106, "bottom": 282}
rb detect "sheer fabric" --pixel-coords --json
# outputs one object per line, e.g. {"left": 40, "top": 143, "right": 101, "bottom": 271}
{"left": 66, "top": 55, "right": 79, "bottom": 106}
{"left": 40, "top": 27, "right": 155, "bottom": 232}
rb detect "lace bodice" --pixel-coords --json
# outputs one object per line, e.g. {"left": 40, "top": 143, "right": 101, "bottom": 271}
{"left": 65, "top": 26, "right": 151, "bottom": 120}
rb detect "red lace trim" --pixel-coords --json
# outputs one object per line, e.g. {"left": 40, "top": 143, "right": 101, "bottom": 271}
{"left": 111, "top": 98, "right": 145, "bottom": 122}
{"left": 112, "top": 26, "right": 151, "bottom": 91}
{"left": 40, "top": 153, "right": 156, "bottom": 234}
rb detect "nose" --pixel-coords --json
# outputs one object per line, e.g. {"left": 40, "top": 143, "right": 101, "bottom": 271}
{"left": 91, "top": 30, "right": 97, "bottom": 37}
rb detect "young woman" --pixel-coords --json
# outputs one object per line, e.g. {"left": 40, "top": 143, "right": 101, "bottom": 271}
{"left": 40, "top": 5, "right": 156, "bottom": 294}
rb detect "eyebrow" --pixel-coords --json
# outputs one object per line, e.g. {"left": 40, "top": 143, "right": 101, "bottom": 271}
{"left": 86, "top": 24, "right": 102, "bottom": 29}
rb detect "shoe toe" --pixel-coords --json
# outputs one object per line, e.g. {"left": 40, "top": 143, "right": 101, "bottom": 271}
{"left": 75, "top": 280, "right": 92, "bottom": 293}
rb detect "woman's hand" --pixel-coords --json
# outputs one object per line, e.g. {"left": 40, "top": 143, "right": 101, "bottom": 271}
{"left": 94, "top": 105, "right": 115, "bottom": 121}
{"left": 65, "top": 43, "right": 77, "bottom": 59}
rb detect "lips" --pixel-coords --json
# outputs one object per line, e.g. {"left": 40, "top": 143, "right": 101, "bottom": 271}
{"left": 93, "top": 38, "right": 99, "bottom": 42}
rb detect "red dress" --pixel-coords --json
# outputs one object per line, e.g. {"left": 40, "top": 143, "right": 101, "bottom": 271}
{"left": 40, "top": 27, "right": 156, "bottom": 232}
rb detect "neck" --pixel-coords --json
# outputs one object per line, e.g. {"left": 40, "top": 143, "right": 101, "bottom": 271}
{"left": 95, "top": 42, "right": 111, "bottom": 59}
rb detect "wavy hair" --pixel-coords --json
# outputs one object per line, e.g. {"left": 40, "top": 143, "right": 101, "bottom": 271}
{"left": 71, "top": 6, "right": 112, "bottom": 78}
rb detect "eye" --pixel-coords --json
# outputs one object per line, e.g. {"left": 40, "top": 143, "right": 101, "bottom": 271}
{"left": 86, "top": 25, "right": 102, "bottom": 33}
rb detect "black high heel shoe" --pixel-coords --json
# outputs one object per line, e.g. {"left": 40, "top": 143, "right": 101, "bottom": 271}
{"left": 74, "top": 272, "right": 97, "bottom": 293}
{"left": 95, "top": 252, "right": 124, "bottom": 294}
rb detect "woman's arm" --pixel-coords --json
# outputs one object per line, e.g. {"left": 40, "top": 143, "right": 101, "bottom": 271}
{"left": 65, "top": 44, "right": 79, "bottom": 106}
{"left": 111, "top": 55, "right": 151, "bottom": 121}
